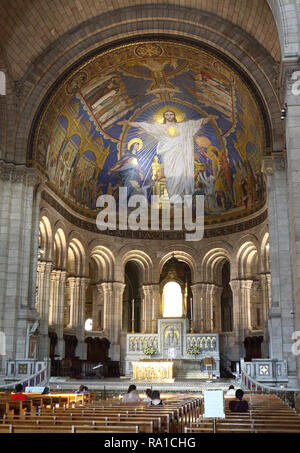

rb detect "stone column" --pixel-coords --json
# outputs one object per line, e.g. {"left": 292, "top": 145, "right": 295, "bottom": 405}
{"left": 262, "top": 152, "right": 297, "bottom": 382}
{"left": 211, "top": 285, "right": 223, "bottom": 333}
{"left": 201, "top": 283, "right": 214, "bottom": 332}
{"left": 141, "top": 285, "right": 152, "bottom": 333}
{"left": 0, "top": 164, "right": 43, "bottom": 372}
{"left": 230, "top": 280, "right": 253, "bottom": 337}
{"left": 66, "top": 277, "right": 79, "bottom": 329}
{"left": 92, "top": 284, "right": 104, "bottom": 331}
{"left": 66, "top": 276, "right": 89, "bottom": 359}
{"left": 36, "top": 261, "right": 52, "bottom": 359}
{"left": 284, "top": 64, "right": 300, "bottom": 385}
{"left": 190, "top": 283, "right": 203, "bottom": 333}
{"left": 150, "top": 284, "right": 160, "bottom": 333}
{"left": 76, "top": 277, "right": 89, "bottom": 359}
{"left": 49, "top": 270, "right": 67, "bottom": 358}
{"left": 102, "top": 281, "right": 125, "bottom": 361}
{"left": 258, "top": 273, "right": 271, "bottom": 357}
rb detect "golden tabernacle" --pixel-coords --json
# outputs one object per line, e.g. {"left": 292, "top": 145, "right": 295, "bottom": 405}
{"left": 131, "top": 361, "right": 175, "bottom": 383}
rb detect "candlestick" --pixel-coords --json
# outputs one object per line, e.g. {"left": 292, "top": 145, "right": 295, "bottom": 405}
{"left": 190, "top": 319, "right": 194, "bottom": 334}
{"left": 152, "top": 297, "right": 155, "bottom": 320}
{"left": 200, "top": 318, "right": 204, "bottom": 333}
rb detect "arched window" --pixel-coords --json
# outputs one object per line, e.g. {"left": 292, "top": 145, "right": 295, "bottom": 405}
{"left": 85, "top": 318, "right": 93, "bottom": 331}
{"left": 163, "top": 281, "right": 182, "bottom": 318}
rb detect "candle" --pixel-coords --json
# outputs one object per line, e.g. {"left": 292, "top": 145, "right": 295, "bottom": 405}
{"left": 132, "top": 299, "right": 134, "bottom": 320}
{"left": 190, "top": 297, "right": 193, "bottom": 320}
{"left": 152, "top": 298, "right": 155, "bottom": 320}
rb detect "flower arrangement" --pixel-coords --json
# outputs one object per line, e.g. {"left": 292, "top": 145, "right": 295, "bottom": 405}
{"left": 144, "top": 345, "right": 156, "bottom": 356}
{"left": 187, "top": 345, "right": 201, "bottom": 356}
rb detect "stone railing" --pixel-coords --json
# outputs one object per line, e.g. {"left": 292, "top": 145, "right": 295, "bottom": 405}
{"left": 0, "top": 359, "right": 51, "bottom": 389}
{"left": 241, "top": 363, "right": 300, "bottom": 409}
{"left": 186, "top": 334, "right": 219, "bottom": 353}
{"left": 126, "top": 334, "right": 159, "bottom": 355}
{"left": 241, "top": 358, "right": 288, "bottom": 385}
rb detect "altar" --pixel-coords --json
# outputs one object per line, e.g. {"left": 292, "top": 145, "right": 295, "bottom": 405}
{"left": 125, "top": 318, "right": 220, "bottom": 380}
{"left": 131, "top": 360, "right": 175, "bottom": 383}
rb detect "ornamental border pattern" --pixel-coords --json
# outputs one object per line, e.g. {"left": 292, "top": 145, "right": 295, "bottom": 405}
{"left": 42, "top": 190, "right": 268, "bottom": 240}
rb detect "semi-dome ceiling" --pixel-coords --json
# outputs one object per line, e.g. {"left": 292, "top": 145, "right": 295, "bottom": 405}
{"left": 32, "top": 40, "right": 267, "bottom": 229}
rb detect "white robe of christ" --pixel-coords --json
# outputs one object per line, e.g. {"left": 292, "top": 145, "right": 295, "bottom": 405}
{"left": 136, "top": 119, "right": 205, "bottom": 198}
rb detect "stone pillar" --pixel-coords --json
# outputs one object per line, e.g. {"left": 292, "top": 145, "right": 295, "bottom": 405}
{"left": 0, "top": 164, "right": 43, "bottom": 372}
{"left": 201, "top": 283, "right": 214, "bottom": 332}
{"left": 66, "top": 276, "right": 89, "bottom": 359}
{"left": 102, "top": 282, "right": 125, "bottom": 361}
{"left": 262, "top": 153, "right": 297, "bottom": 382}
{"left": 284, "top": 64, "right": 300, "bottom": 386}
{"left": 49, "top": 270, "right": 67, "bottom": 358}
{"left": 211, "top": 285, "right": 223, "bottom": 333}
{"left": 230, "top": 280, "right": 253, "bottom": 336}
{"left": 259, "top": 273, "right": 271, "bottom": 356}
{"left": 141, "top": 285, "right": 152, "bottom": 333}
{"left": 76, "top": 277, "right": 89, "bottom": 359}
{"left": 150, "top": 284, "right": 160, "bottom": 333}
{"left": 229, "top": 280, "right": 252, "bottom": 360}
{"left": 36, "top": 261, "right": 52, "bottom": 359}
{"left": 190, "top": 283, "right": 203, "bottom": 333}
{"left": 92, "top": 284, "right": 104, "bottom": 331}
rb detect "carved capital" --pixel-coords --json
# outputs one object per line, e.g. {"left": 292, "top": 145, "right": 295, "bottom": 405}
{"left": 262, "top": 153, "right": 286, "bottom": 176}
{"left": 0, "top": 161, "right": 45, "bottom": 186}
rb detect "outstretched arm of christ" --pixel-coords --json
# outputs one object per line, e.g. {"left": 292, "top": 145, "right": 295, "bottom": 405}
{"left": 118, "top": 120, "right": 160, "bottom": 140}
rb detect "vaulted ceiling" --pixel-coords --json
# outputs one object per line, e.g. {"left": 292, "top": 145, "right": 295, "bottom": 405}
{"left": 0, "top": 0, "right": 281, "bottom": 81}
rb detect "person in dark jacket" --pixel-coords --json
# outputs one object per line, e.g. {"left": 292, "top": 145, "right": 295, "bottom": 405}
{"left": 229, "top": 389, "right": 248, "bottom": 413}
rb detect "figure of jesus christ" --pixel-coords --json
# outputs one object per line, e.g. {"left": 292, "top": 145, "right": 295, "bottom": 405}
{"left": 119, "top": 111, "right": 218, "bottom": 198}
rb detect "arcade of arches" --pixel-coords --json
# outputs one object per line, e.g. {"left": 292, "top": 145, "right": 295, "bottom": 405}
{"left": 0, "top": 0, "right": 300, "bottom": 387}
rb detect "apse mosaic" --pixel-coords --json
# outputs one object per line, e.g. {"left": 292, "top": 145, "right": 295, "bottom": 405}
{"left": 33, "top": 41, "right": 266, "bottom": 225}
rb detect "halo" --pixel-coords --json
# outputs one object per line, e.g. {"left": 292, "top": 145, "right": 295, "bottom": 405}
{"left": 127, "top": 138, "right": 143, "bottom": 152}
{"left": 153, "top": 105, "right": 186, "bottom": 123}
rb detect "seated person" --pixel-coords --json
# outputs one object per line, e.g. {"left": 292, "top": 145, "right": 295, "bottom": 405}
{"left": 226, "top": 385, "right": 236, "bottom": 396}
{"left": 150, "top": 390, "right": 164, "bottom": 406}
{"left": 229, "top": 389, "right": 248, "bottom": 413}
{"left": 75, "top": 385, "right": 86, "bottom": 394}
{"left": 42, "top": 386, "right": 50, "bottom": 395}
{"left": 10, "top": 384, "right": 28, "bottom": 401}
{"left": 122, "top": 384, "right": 141, "bottom": 403}
{"left": 142, "top": 388, "right": 152, "bottom": 403}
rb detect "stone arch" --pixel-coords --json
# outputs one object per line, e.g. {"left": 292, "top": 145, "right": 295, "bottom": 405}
{"left": 121, "top": 249, "right": 153, "bottom": 285}
{"left": 39, "top": 214, "right": 53, "bottom": 262}
{"left": 89, "top": 245, "right": 115, "bottom": 282}
{"left": 267, "top": 0, "right": 300, "bottom": 59}
{"left": 6, "top": 4, "right": 282, "bottom": 165}
{"left": 158, "top": 249, "right": 197, "bottom": 283}
{"left": 53, "top": 227, "right": 67, "bottom": 270}
{"left": 67, "top": 238, "right": 87, "bottom": 277}
{"left": 260, "top": 231, "right": 270, "bottom": 274}
{"left": 236, "top": 240, "right": 260, "bottom": 280}
{"left": 202, "top": 248, "right": 231, "bottom": 285}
